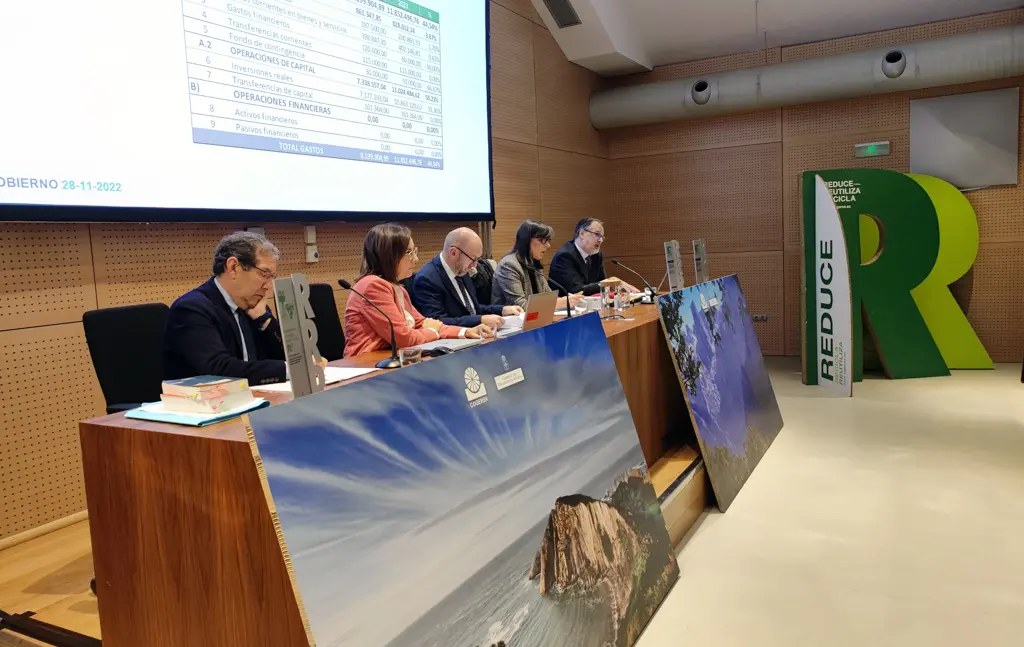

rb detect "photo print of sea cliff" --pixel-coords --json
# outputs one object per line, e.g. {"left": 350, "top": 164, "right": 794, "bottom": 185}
{"left": 246, "top": 314, "right": 678, "bottom": 647}
{"left": 657, "top": 275, "right": 784, "bottom": 511}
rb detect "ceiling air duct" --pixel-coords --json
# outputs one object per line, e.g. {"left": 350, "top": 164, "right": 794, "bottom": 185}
{"left": 589, "top": 26, "right": 1024, "bottom": 129}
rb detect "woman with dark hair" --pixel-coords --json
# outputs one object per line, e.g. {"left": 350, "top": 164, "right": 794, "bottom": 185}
{"left": 491, "top": 220, "right": 585, "bottom": 310}
{"left": 344, "top": 223, "right": 491, "bottom": 357}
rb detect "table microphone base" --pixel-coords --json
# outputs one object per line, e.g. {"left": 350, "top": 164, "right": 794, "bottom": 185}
{"left": 376, "top": 356, "right": 402, "bottom": 369}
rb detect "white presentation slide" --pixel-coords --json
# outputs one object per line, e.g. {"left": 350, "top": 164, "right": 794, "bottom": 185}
{"left": 0, "top": 0, "right": 492, "bottom": 216}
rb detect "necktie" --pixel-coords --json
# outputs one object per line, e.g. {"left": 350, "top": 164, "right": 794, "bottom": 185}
{"left": 457, "top": 278, "right": 476, "bottom": 315}
{"left": 236, "top": 308, "right": 255, "bottom": 362}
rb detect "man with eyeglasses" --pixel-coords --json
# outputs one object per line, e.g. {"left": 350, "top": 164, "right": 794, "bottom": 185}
{"left": 163, "top": 231, "right": 288, "bottom": 384}
{"left": 550, "top": 218, "right": 638, "bottom": 296}
{"left": 413, "top": 227, "right": 522, "bottom": 329}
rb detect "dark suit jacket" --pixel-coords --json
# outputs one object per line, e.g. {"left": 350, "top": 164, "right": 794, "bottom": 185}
{"left": 163, "top": 278, "right": 287, "bottom": 385}
{"left": 413, "top": 255, "right": 503, "bottom": 327}
{"left": 549, "top": 240, "right": 605, "bottom": 296}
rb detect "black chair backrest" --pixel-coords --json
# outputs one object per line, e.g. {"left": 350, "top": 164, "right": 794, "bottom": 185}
{"left": 308, "top": 283, "right": 346, "bottom": 361}
{"left": 82, "top": 303, "right": 169, "bottom": 413}
{"left": 472, "top": 259, "right": 496, "bottom": 306}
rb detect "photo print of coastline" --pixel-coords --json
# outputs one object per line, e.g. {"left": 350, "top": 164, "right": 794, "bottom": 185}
{"left": 246, "top": 314, "right": 679, "bottom": 647}
{"left": 657, "top": 275, "right": 784, "bottom": 511}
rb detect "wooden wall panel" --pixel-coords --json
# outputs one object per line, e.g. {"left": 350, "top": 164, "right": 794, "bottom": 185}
{"left": 706, "top": 252, "right": 785, "bottom": 356}
{"left": 784, "top": 251, "right": 803, "bottom": 357}
{"left": 782, "top": 9, "right": 1024, "bottom": 61}
{"left": 489, "top": 3, "right": 537, "bottom": 145}
{"left": 608, "top": 144, "right": 783, "bottom": 256}
{"left": 533, "top": 26, "right": 607, "bottom": 158}
{"left": 0, "top": 224, "right": 96, "bottom": 331}
{"left": 608, "top": 109, "right": 781, "bottom": 159}
{"left": 492, "top": 138, "right": 541, "bottom": 255}
{"left": 783, "top": 94, "right": 910, "bottom": 140}
{"left": 612, "top": 48, "right": 781, "bottom": 87}
{"left": 0, "top": 324, "right": 104, "bottom": 538}
{"left": 492, "top": 0, "right": 544, "bottom": 26}
{"left": 539, "top": 148, "right": 609, "bottom": 241}
{"left": 965, "top": 243, "right": 1024, "bottom": 362}
{"left": 782, "top": 131, "right": 909, "bottom": 250}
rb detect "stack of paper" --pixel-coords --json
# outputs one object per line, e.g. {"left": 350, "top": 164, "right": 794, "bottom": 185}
{"left": 252, "top": 366, "right": 379, "bottom": 393}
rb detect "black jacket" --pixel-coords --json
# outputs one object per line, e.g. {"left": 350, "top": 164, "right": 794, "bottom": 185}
{"left": 162, "top": 278, "right": 287, "bottom": 385}
{"left": 549, "top": 240, "right": 605, "bottom": 296}
{"left": 413, "top": 255, "right": 504, "bottom": 327}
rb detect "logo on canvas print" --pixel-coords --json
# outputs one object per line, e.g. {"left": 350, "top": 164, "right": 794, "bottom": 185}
{"left": 464, "top": 367, "right": 488, "bottom": 407}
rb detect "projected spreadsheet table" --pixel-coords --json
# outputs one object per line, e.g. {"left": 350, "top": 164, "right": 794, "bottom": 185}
{"left": 182, "top": 0, "right": 444, "bottom": 169}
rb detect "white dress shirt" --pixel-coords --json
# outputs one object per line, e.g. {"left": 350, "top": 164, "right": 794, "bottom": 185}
{"left": 214, "top": 277, "right": 249, "bottom": 361}
{"left": 440, "top": 253, "right": 470, "bottom": 310}
{"left": 575, "top": 241, "right": 595, "bottom": 263}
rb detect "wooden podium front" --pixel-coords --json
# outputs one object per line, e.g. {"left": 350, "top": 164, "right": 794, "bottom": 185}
{"left": 79, "top": 306, "right": 693, "bottom": 646}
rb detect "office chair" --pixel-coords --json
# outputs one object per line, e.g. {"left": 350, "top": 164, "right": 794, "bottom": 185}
{"left": 82, "top": 303, "right": 169, "bottom": 414}
{"left": 308, "top": 283, "right": 346, "bottom": 361}
{"left": 399, "top": 275, "right": 416, "bottom": 303}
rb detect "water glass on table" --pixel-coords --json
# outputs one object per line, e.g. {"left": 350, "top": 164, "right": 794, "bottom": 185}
{"left": 399, "top": 347, "right": 422, "bottom": 367}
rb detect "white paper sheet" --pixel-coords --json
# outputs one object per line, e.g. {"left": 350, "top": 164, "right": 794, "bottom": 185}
{"left": 252, "top": 366, "right": 378, "bottom": 393}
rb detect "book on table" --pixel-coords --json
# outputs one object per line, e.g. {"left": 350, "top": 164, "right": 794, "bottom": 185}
{"left": 162, "top": 375, "right": 248, "bottom": 398}
{"left": 159, "top": 389, "right": 255, "bottom": 414}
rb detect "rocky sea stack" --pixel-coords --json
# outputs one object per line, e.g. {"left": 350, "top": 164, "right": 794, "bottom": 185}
{"left": 528, "top": 471, "right": 679, "bottom": 647}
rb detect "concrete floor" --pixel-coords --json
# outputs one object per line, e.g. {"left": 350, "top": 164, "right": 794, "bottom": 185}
{"left": 638, "top": 360, "right": 1024, "bottom": 647}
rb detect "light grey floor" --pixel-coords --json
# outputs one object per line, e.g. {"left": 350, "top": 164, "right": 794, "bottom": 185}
{"left": 638, "top": 359, "right": 1024, "bottom": 647}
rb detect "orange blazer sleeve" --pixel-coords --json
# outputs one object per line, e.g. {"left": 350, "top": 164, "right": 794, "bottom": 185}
{"left": 360, "top": 278, "right": 451, "bottom": 348}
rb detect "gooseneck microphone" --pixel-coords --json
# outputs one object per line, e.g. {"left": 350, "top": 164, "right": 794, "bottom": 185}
{"left": 525, "top": 265, "right": 573, "bottom": 318}
{"left": 611, "top": 259, "right": 657, "bottom": 302}
{"left": 338, "top": 279, "right": 402, "bottom": 369}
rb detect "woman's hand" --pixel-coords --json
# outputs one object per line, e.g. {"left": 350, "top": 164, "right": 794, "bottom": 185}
{"left": 422, "top": 318, "right": 443, "bottom": 332}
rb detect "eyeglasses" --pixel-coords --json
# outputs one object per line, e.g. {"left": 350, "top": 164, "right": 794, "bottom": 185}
{"left": 582, "top": 228, "right": 605, "bottom": 241}
{"left": 245, "top": 264, "right": 277, "bottom": 283}
{"left": 406, "top": 246, "right": 419, "bottom": 258}
{"left": 453, "top": 246, "right": 481, "bottom": 265}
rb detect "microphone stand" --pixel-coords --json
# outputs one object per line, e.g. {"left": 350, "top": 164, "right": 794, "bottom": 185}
{"left": 338, "top": 279, "right": 402, "bottom": 369}
{"left": 525, "top": 265, "right": 573, "bottom": 318}
{"left": 611, "top": 259, "right": 658, "bottom": 303}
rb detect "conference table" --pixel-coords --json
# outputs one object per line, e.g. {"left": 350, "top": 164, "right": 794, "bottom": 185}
{"left": 78, "top": 304, "right": 693, "bottom": 647}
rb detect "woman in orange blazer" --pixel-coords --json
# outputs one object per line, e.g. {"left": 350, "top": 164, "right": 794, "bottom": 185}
{"left": 344, "top": 223, "right": 492, "bottom": 357}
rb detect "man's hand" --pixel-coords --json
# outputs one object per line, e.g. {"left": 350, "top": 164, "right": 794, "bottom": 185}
{"left": 314, "top": 355, "right": 328, "bottom": 369}
{"left": 567, "top": 292, "right": 585, "bottom": 307}
{"left": 247, "top": 296, "right": 271, "bottom": 320}
{"left": 466, "top": 324, "right": 495, "bottom": 339}
{"left": 481, "top": 314, "right": 504, "bottom": 328}
{"left": 502, "top": 305, "right": 523, "bottom": 316}
{"left": 608, "top": 277, "right": 640, "bottom": 294}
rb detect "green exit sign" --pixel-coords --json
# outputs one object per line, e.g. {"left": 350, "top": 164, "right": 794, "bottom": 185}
{"left": 855, "top": 141, "right": 891, "bottom": 158}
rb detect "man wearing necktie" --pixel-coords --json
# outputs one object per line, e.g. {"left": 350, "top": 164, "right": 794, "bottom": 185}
{"left": 162, "top": 231, "right": 288, "bottom": 385}
{"left": 413, "top": 227, "right": 522, "bottom": 329}
{"left": 549, "top": 218, "right": 639, "bottom": 296}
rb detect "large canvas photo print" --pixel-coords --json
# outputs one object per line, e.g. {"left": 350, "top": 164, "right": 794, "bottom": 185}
{"left": 246, "top": 314, "right": 678, "bottom": 647}
{"left": 657, "top": 275, "right": 784, "bottom": 511}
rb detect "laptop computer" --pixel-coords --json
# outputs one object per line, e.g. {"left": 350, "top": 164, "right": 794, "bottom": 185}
{"left": 498, "top": 291, "right": 558, "bottom": 337}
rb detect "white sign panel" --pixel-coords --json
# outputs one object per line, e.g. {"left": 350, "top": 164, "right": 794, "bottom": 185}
{"left": 814, "top": 175, "right": 853, "bottom": 397}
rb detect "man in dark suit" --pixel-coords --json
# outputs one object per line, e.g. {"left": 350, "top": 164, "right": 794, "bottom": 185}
{"left": 549, "top": 218, "right": 638, "bottom": 296}
{"left": 413, "top": 227, "right": 522, "bottom": 328}
{"left": 163, "top": 231, "right": 287, "bottom": 385}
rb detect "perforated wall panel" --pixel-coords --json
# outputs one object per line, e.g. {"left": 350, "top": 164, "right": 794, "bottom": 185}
{"left": 966, "top": 243, "right": 1024, "bottom": 361}
{"left": 539, "top": 148, "right": 610, "bottom": 242}
{"left": 784, "top": 251, "right": 803, "bottom": 357}
{"left": 783, "top": 94, "right": 910, "bottom": 140}
{"left": 0, "top": 324, "right": 104, "bottom": 538}
{"left": 782, "top": 131, "right": 909, "bottom": 250}
{"left": 0, "top": 224, "right": 96, "bottom": 331}
{"left": 781, "top": 9, "right": 1024, "bottom": 61}
{"left": 607, "top": 144, "right": 783, "bottom": 256}
{"left": 492, "top": 139, "right": 542, "bottom": 255}
{"left": 707, "top": 253, "right": 785, "bottom": 356}
{"left": 608, "top": 110, "right": 782, "bottom": 159}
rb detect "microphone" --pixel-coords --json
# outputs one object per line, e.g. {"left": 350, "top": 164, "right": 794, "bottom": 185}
{"left": 338, "top": 279, "right": 402, "bottom": 369}
{"left": 611, "top": 259, "right": 657, "bottom": 302}
{"left": 524, "top": 265, "right": 574, "bottom": 318}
